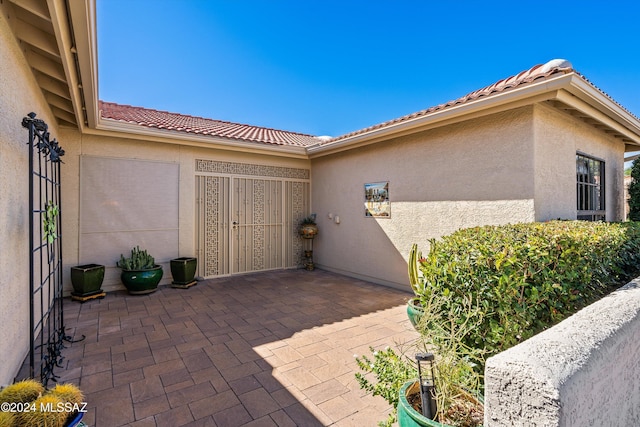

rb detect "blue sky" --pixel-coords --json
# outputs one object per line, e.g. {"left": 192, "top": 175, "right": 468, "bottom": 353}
{"left": 97, "top": 1, "right": 640, "bottom": 138}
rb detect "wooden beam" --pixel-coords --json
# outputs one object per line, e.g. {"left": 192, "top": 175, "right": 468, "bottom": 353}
{"left": 45, "top": 91, "right": 75, "bottom": 114}
{"left": 36, "top": 72, "right": 71, "bottom": 99}
{"left": 14, "top": 17, "right": 59, "bottom": 57}
{"left": 9, "top": 0, "right": 50, "bottom": 21}
{"left": 26, "top": 50, "right": 66, "bottom": 82}
{"left": 51, "top": 105, "right": 77, "bottom": 125}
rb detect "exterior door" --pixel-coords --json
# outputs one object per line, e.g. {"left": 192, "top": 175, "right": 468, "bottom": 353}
{"left": 231, "top": 177, "right": 283, "bottom": 274}
{"left": 195, "top": 162, "right": 309, "bottom": 278}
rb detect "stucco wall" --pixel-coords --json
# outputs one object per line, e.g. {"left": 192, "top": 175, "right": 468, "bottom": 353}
{"left": 0, "top": 14, "right": 61, "bottom": 385}
{"left": 310, "top": 108, "right": 537, "bottom": 289}
{"left": 60, "top": 132, "right": 311, "bottom": 293}
{"left": 533, "top": 103, "right": 625, "bottom": 221}
{"left": 484, "top": 278, "right": 640, "bottom": 426}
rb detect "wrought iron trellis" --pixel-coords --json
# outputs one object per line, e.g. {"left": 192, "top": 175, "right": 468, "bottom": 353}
{"left": 22, "top": 112, "right": 72, "bottom": 385}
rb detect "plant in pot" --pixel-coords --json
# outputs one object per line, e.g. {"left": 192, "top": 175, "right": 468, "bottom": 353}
{"left": 298, "top": 215, "right": 318, "bottom": 239}
{"left": 356, "top": 291, "right": 485, "bottom": 427}
{"left": 117, "top": 246, "right": 163, "bottom": 295}
{"left": 407, "top": 243, "right": 426, "bottom": 329}
{"left": 397, "top": 292, "right": 485, "bottom": 427}
{"left": 170, "top": 257, "right": 198, "bottom": 288}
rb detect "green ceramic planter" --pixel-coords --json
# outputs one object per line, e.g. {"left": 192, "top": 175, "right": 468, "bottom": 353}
{"left": 398, "top": 380, "right": 484, "bottom": 427}
{"left": 397, "top": 380, "right": 446, "bottom": 427}
{"left": 70, "top": 264, "right": 105, "bottom": 297}
{"left": 120, "top": 265, "right": 163, "bottom": 295}
{"left": 407, "top": 298, "right": 425, "bottom": 330}
{"left": 170, "top": 257, "right": 197, "bottom": 285}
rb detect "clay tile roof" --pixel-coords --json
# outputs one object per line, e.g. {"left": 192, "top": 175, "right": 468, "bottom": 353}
{"left": 98, "top": 101, "right": 321, "bottom": 147}
{"left": 324, "top": 59, "right": 576, "bottom": 144}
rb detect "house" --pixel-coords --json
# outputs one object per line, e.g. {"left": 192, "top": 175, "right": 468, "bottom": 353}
{"left": 2, "top": 0, "right": 640, "bottom": 385}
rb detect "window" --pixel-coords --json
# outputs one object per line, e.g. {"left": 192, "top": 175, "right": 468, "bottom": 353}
{"left": 576, "top": 154, "right": 605, "bottom": 221}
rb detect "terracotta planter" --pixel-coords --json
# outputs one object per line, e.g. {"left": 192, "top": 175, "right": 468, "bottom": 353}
{"left": 120, "top": 265, "right": 163, "bottom": 295}
{"left": 70, "top": 264, "right": 105, "bottom": 297}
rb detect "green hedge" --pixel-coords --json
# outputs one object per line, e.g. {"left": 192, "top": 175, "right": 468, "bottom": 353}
{"left": 415, "top": 221, "right": 640, "bottom": 370}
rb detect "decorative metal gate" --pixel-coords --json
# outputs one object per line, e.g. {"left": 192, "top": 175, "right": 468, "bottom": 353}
{"left": 23, "top": 112, "right": 73, "bottom": 385}
{"left": 194, "top": 159, "right": 310, "bottom": 278}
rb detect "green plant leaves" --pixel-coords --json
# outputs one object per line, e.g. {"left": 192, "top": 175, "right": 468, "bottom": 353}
{"left": 354, "top": 346, "right": 416, "bottom": 426}
{"left": 412, "top": 220, "right": 640, "bottom": 375}
{"left": 42, "top": 201, "right": 58, "bottom": 244}
{"left": 117, "top": 246, "right": 156, "bottom": 270}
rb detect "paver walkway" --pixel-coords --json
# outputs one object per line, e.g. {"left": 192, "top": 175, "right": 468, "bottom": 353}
{"left": 57, "top": 269, "right": 419, "bottom": 426}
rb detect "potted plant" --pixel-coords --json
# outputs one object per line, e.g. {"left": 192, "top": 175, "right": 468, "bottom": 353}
{"left": 70, "top": 263, "right": 105, "bottom": 301}
{"left": 407, "top": 243, "right": 425, "bottom": 329}
{"left": 356, "top": 281, "right": 485, "bottom": 427}
{"left": 400, "top": 290, "right": 485, "bottom": 427}
{"left": 298, "top": 215, "right": 318, "bottom": 239}
{"left": 170, "top": 257, "right": 198, "bottom": 288}
{"left": 117, "top": 246, "right": 163, "bottom": 295}
{"left": 398, "top": 379, "right": 483, "bottom": 427}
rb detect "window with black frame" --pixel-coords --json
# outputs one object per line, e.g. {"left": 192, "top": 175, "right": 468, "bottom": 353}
{"left": 576, "top": 153, "right": 605, "bottom": 221}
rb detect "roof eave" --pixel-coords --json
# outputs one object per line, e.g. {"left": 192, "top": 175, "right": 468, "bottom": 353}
{"left": 92, "top": 119, "right": 310, "bottom": 158}
{"left": 65, "top": 0, "right": 99, "bottom": 130}
{"left": 306, "top": 73, "right": 640, "bottom": 158}
{"left": 558, "top": 77, "right": 640, "bottom": 147}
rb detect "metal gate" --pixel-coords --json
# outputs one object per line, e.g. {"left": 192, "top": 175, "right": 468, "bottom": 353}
{"left": 22, "top": 112, "right": 76, "bottom": 385}
{"left": 195, "top": 161, "right": 310, "bottom": 278}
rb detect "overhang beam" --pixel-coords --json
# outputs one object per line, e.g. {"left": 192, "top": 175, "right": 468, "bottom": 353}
{"left": 13, "top": 18, "right": 59, "bottom": 57}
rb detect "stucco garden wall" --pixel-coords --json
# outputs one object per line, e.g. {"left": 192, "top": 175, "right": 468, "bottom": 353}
{"left": 484, "top": 277, "right": 640, "bottom": 426}
{"left": 310, "top": 108, "right": 537, "bottom": 289}
{"left": 0, "top": 14, "right": 61, "bottom": 385}
{"left": 60, "top": 131, "right": 311, "bottom": 293}
{"left": 533, "top": 103, "right": 625, "bottom": 222}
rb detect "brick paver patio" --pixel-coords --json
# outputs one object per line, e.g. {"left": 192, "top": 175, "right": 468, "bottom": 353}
{"left": 56, "top": 269, "right": 418, "bottom": 426}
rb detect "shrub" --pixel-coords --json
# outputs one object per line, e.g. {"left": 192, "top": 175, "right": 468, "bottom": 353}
{"left": 414, "top": 220, "right": 640, "bottom": 372}
{"left": 629, "top": 158, "right": 640, "bottom": 220}
{"left": 355, "top": 291, "right": 485, "bottom": 427}
{"left": 414, "top": 292, "right": 485, "bottom": 426}
{"left": 355, "top": 346, "right": 416, "bottom": 427}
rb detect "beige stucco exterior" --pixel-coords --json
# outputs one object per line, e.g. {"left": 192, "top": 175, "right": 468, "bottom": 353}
{"left": 60, "top": 130, "right": 311, "bottom": 294}
{"left": 533, "top": 103, "right": 625, "bottom": 222}
{"left": 311, "top": 108, "right": 540, "bottom": 288}
{"left": 309, "top": 104, "right": 628, "bottom": 289}
{"left": 0, "top": 13, "right": 62, "bottom": 384}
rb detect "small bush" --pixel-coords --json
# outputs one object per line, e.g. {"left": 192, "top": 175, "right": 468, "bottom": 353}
{"left": 355, "top": 291, "right": 485, "bottom": 427}
{"left": 355, "top": 346, "right": 416, "bottom": 427}
{"left": 629, "top": 158, "right": 640, "bottom": 220}
{"left": 414, "top": 220, "right": 640, "bottom": 372}
{"left": 414, "top": 292, "right": 485, "bottom": 426}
